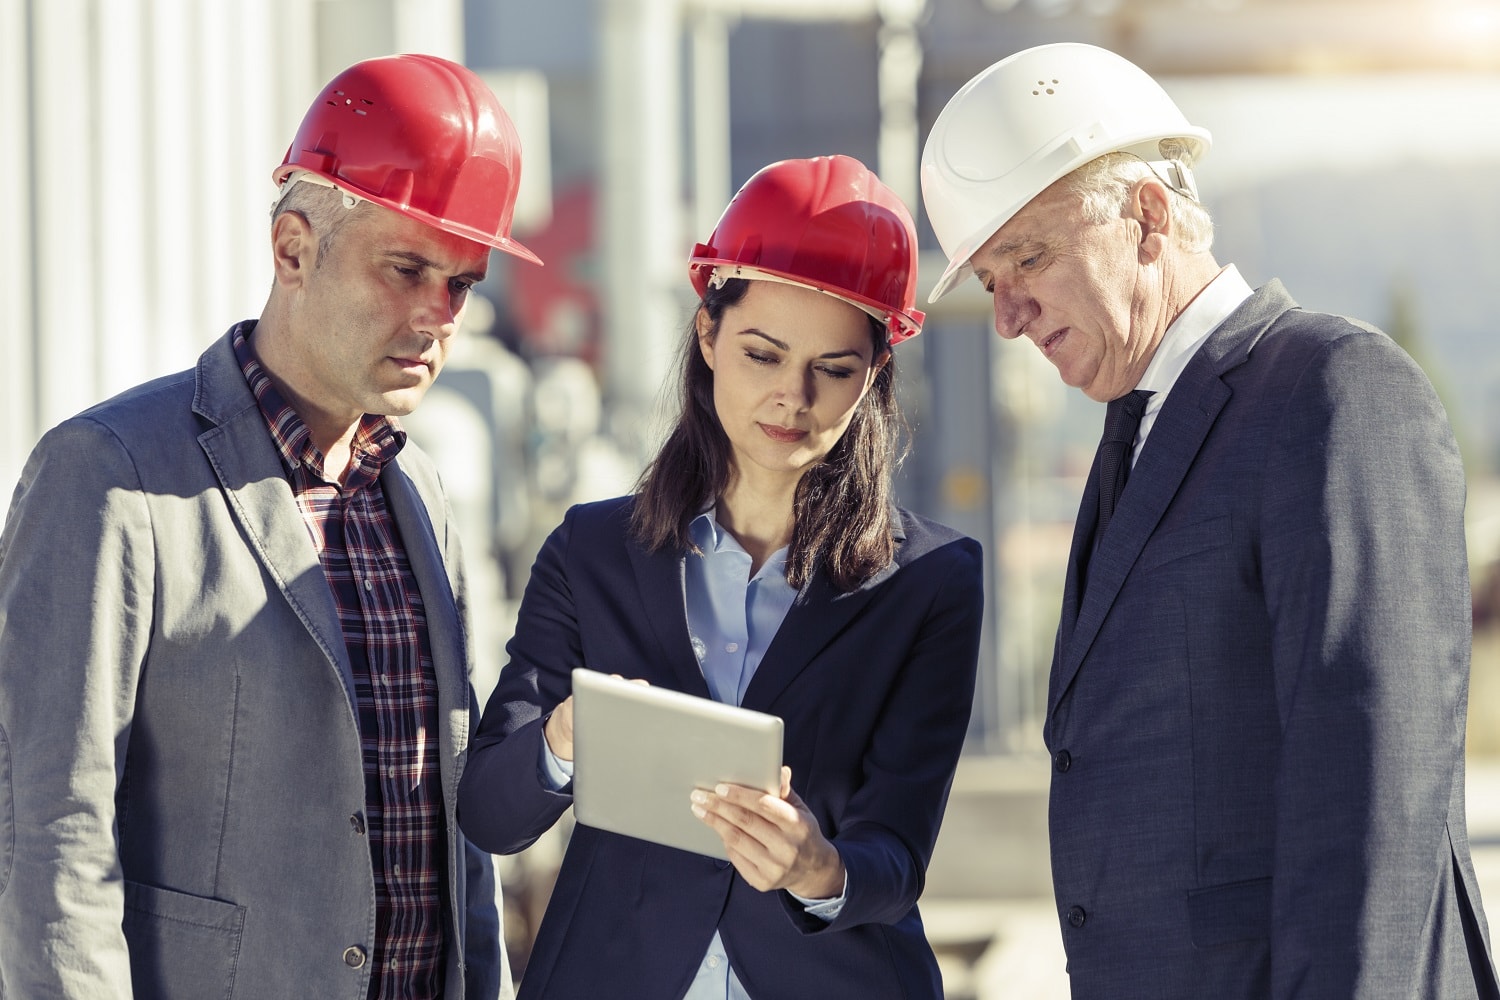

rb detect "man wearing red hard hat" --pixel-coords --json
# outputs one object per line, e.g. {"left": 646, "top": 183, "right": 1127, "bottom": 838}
{"left": 0, "top": 54, "right": 540, "bottom": 999}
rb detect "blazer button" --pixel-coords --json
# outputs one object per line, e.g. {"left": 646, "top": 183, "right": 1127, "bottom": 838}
{"left": 350, "top": 813, "right": 366, "bottom": 835}
{"left": 714, "top": 860, "right": 730, "bottom": 871}
{"left": 1067, "top": 905, "right": 1087, "bottom": 929}
{"left": 1053, "top": 750, "right": 1072, "bottom": 773}
{"left": 343, "top": 945, "right": 367, "bottom": 968}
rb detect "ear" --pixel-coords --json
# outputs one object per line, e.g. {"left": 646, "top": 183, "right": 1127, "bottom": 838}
{"left": 1129, "top": 177, "right": 1172, "bottom": 264}
{"left": 695, "top": 307, "right": 716, "bottom": 371}
{"left": 853, "top": 347, "right": 891, "bottom": 401}
{"left": 270, "top": 211, "right": 317, "bottom": 287}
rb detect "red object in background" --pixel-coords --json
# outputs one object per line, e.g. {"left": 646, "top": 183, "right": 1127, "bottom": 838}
{"left": 509, "top": 182, "right": 600, "bottom": 362}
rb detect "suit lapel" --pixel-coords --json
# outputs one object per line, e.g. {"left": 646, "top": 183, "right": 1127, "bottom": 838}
{"left": 741, "top": 520, "right": 904, "bottom": 713}
{"left": 626, "top": 538, "right": 715, "bottom": 698}
{"left": 201, "top": 418, "right": 348, "bottom": 681}
{"left": 1050, "top": 282, "right": 1297, "bottom": 716}
{"left": 193, "top": 370, "right": 355, "bottom": 708}
{"left": 381, "top": 459, "right": 466, "bottom": 708}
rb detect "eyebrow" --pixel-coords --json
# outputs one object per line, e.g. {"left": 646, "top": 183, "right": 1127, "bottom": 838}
{"left": 386, "top": 249, "right": 487, "bottom": 284}
{"left": 977, "top": 236, "right": 1040, "bottom": 261}
{"left": 737, "top": 328, "right": 865, "bottom": 361}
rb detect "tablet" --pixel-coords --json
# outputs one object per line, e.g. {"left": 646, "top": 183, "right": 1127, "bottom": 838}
{"left": 570, "top": 668, "right": 784, "bottom": 860}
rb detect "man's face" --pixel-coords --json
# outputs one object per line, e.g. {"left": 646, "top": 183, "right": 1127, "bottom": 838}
{"left": 968, "top": 178, "right": 1162, "bottom": 403}
{"left": 290, "top": 204, "right": 490, "bottom": 428}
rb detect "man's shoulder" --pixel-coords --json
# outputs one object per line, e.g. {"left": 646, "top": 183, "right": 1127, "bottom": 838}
{"left": 1229, "top": 284, "right": 1402, "bottom": 375}
{"left": 52, "top": 368, "right": 199, "bottom": 448}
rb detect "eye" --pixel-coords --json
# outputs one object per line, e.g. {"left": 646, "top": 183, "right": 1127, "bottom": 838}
{"left": 744, "top": 349, "right": 777, "bottom": 365}
{"left": 394, "top": 264, "right": 421, "bottom": 279}
{"left": 449, "top": 278, "right": 474, "bottom": 296}
{"left": 816, "top": 365, "right": 854, "bottom": 380}
{"left": 1019, "top": 254, "right": 1042, "bottom": 269}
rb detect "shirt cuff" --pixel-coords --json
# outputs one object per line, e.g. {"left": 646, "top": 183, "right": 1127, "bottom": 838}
{"left": 788, "top": 870, "right": 848, "bottom": 922}
{"left": 537, "top": 725, "right": 575, "bottom": 792}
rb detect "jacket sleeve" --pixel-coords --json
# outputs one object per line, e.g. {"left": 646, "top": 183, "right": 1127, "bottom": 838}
{"left": 0, "top": 419, "right": 152, "bottom": 998}
{"left": 1260, "top": 328, "right": 1473, "bottom": 996}
{"left": 457, "top": 509, "right": 580, "bottom": 855}
{"left": 461, "top": 834, "right": 512, "bottom": 1000}
{"left": 459, "top": 677, "right": 514, "bottom": 1000}
{"left": 805, "top": 537, "right": 985, "bottom": 932}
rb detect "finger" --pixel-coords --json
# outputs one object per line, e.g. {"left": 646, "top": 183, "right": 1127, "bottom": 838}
{"left": 779, "top": 765, "right": 792, "bottom": 799}
{"left": 606, "top": 673, "right": 650, "bottom": 687}
{"left": 691, "top": 790, "right": 783, "bottom": 858}
{"left": 712, "top": 781, "right": 796, "bottom": 820}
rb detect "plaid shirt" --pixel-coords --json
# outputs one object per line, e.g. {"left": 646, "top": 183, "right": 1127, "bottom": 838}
{"left": 234, "top": 323, "right": 447, "bottom": 999}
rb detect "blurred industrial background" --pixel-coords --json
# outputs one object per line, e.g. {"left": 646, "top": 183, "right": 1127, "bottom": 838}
{"left": 6, "top": 0, "right": 1500, "bottom": 995}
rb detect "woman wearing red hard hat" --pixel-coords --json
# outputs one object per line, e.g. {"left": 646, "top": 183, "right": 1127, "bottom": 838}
{"left": 460, "top": 155, "right": 983, "bottom": 999}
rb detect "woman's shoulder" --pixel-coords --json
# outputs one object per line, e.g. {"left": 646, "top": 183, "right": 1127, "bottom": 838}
{"left": 554, "top": 494, "right": 639, "bottom": 539}
{"left": 892, "top": 508, "right": 981, "bottom": 568}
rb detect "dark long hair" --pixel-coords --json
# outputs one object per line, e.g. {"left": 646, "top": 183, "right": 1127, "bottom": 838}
{"left": 629, "top": 278, "right": 907, "bottom": 592}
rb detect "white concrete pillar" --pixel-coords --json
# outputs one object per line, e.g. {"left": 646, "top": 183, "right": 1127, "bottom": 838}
{"left": 1, "top": 0, "right": 36, "bottom": 499}
{"left": 688, "top": 10, "right": 731, "bottom": 246}
{"left": 31, "top": 0, "right": 100, "bottom": 429}
{"left": 598, "top": 0, "right": 684, "bottom": 459}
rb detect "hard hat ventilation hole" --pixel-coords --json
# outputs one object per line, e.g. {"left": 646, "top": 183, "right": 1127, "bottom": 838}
{"left": 324, "top": 91, "right": 376, "bottom": 112}
{"left": 1031, "top": 79, "right": 1061, "bottom": 96}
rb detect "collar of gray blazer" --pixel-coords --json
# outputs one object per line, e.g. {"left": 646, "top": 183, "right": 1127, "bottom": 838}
{"left": 190, "top": 324, "right": 466, "bottom": 723}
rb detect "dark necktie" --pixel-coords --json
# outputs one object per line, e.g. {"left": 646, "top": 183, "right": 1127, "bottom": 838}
{"left": 1095, "top": 389, "right": 1153, "bottom": 539}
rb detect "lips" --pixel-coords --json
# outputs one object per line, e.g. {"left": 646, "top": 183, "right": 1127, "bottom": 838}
{"left": 759, "top": 423, "right": 808, "bottom": 443}
{"left": 1038, "top": 328, "right": 1067, "bottom": 358}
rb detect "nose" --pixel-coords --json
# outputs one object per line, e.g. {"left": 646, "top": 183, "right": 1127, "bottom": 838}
{"left": 992, "top": 282, "right": 1040, "bottom": 341}
{"left": 774, "top": 366, "right": 813, "bottom": 412}
{"left": 413, "top": 285, "right": 463, "bottom": 342}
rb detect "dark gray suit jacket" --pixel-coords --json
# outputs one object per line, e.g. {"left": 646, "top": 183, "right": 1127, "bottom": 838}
{"left": 1045, "top": 281, "right": 1499, "bottom": 998}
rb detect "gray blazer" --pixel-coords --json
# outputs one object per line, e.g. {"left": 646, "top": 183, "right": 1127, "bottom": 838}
{"left": 1046, "top": 282, "right": 1499, "bottom": 999}
{"left": 0, "top": 328, "right": 509, "bottom": 999}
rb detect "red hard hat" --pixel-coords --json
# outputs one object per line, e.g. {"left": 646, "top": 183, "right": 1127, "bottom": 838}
{"left": 689, "top": 155, "right": 925, "bottom": 343}
{"left": 275, "top": 53, "right": 541, "bottom": 265}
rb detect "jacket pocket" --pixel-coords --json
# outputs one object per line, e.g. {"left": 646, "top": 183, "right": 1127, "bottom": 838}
{"left": 123, "top": 880, "right": 245, "bottom": 1000}
{"left": 1139, "top": 514, "right": 1231, "bottom": 572}
{"left": 1187, "top": 876, "right": 1271, "bottom": 948}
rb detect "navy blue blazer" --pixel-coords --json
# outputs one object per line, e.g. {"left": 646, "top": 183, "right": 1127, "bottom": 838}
{"left": 1046, "top": 281, "right": 1499, "bottom": 998}
{"left": 459, "top": 497, "right": 983, "bottom": 999}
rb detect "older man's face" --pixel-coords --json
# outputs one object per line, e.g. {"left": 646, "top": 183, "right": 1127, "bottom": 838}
{"left": 968, "top": 178, "right": 1162, "bottom": 403}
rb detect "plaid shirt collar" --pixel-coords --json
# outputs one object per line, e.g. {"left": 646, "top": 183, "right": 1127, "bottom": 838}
{"left": 231, "top": 321, "right": 406, "bottom": 488}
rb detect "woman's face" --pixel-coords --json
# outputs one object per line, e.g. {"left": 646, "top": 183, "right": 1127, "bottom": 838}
{"left": 698, "top": 279, "right": 887, "bottom": 488}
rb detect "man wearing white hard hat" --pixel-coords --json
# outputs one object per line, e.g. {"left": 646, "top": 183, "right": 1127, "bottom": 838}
{"left": 922, "top": 42, "right": 1498, "bottom": 999}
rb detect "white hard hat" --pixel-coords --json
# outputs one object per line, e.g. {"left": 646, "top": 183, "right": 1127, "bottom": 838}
{"left": 920, "top": 42, "right": 1211, "bottom": 303}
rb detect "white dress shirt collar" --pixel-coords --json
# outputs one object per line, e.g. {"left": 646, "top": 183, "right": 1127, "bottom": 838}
{"left": 1130, "top": 264, "right": 1254, "bottom": 459}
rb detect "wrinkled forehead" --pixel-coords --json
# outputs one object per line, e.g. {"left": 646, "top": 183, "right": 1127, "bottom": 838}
{"left": 972, "top": 179, "right": 1085, "bottom": 264}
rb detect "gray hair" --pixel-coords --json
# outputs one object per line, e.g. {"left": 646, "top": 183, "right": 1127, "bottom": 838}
{"left": 1065, "top": 149, "right": 1214, "bottom": 253}
{"left": 270, "top": 177, "right": 363, "bottom": 265}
